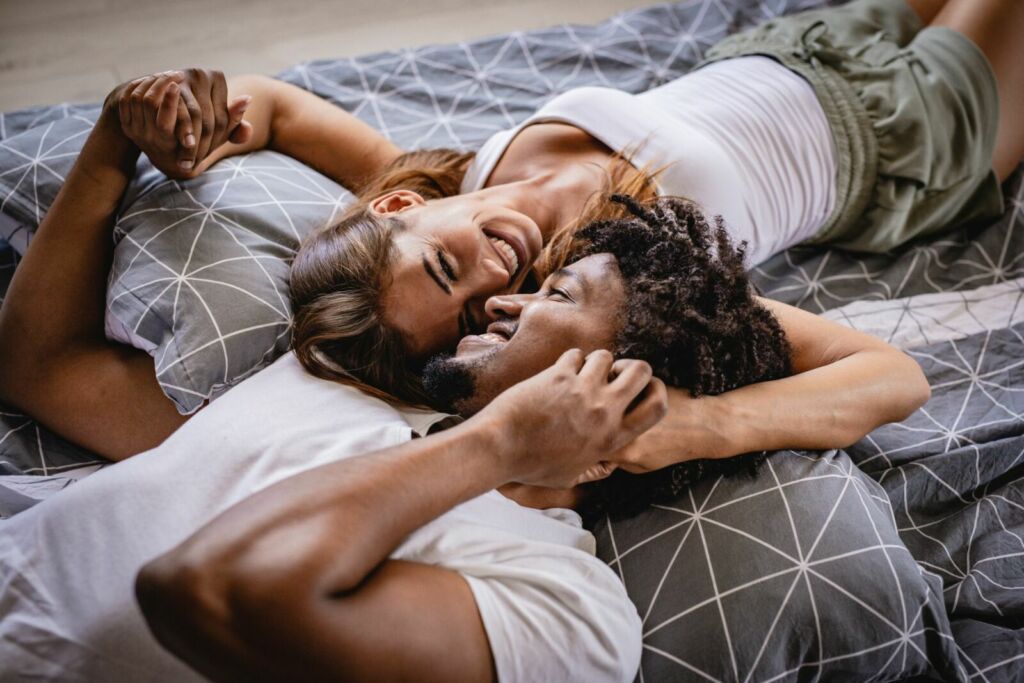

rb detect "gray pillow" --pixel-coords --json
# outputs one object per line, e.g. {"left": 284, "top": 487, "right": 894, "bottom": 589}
{"left": 0, "top": 115, "right": 353, "bottom": 414}
{"left": 591, "top": 450, "right": 964, "bottom": 682}
{"left": 106, "top": 152, "right": 351, "bottom": 413}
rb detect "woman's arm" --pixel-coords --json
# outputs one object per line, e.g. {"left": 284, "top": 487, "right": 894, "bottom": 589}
{"left": 617, "top": 298, "right": 931, "bottom": 470}
{"left": 144, "top": 69, "right": 402, "bottom": 191}
{"left": 0, "top": 76, "right": 190, "bottom": 460}
{"left": 134, "top": 351, "right": 664, "bottom": 682}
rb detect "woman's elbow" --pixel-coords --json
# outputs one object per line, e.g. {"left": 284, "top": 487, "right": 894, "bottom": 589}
{"left": 889, "top": 351, "right": 931, "bottom": 421}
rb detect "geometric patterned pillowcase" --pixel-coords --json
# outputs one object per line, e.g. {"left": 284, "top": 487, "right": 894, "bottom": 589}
{"left": 591, "top": 450, "right": 965, "bottom": 682}
{"left": 106, "top": 151, "right": 352, "bottom": 413}
{"left": 0, "top": 115, "right": 352, "bottom": 415}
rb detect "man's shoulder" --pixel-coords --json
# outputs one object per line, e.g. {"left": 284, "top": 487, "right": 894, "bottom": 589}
{"left": 198, "top": 351, "right": 423, "bottom": 431}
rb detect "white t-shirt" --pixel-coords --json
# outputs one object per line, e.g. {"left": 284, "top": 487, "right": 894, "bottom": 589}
{"left": 463, "top": 56, "right": 837, "bottom": 266}
{"left": 0, "top": 353, "right": 640, "bottom": 682}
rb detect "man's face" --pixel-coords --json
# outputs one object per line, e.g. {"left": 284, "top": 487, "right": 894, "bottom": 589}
{"left": 422, "top": 253, "right": 626, "bottom": 415}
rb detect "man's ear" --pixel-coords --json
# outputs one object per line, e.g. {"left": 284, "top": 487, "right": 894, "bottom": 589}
{"left": 369, "top": 190, "right": 427, "bottom": 215}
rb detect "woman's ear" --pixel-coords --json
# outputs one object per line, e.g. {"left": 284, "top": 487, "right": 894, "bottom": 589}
{"left": 369, "top": 190, "right": 427, "bottom": 215}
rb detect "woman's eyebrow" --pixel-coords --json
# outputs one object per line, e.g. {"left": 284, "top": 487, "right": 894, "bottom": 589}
{"left": 422, "top": 255, "right": 452, "bottom": 296}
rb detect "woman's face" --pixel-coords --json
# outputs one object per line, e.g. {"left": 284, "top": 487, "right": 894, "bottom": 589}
{"left": 375, "top": 190, "right": 545, "bottom": 358}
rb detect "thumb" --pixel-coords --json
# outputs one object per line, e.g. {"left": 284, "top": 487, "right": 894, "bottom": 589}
{"left": 574, "top": 461, "right": 617, "bottom": 485}
{"left": 226, "top": 95, "right": 251, "bottom": 138}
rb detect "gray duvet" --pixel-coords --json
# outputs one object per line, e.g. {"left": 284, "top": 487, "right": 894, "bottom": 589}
{"left": 0, "top": 0, "right": 1021, "bottom": 680}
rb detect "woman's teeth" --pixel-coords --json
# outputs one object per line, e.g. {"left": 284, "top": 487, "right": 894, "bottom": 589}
{"left": 489, "top": 236, "right": 519, "bottom": 275}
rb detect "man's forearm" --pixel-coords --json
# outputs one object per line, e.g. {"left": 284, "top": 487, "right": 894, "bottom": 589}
{"left": 0, "top": 110, "right": 138, "bottom": 369}
{"left": 140, "top": 416, "right": 508, "bottom": 606}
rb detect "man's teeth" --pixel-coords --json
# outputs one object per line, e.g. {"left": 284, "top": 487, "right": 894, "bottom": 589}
{"left": 479, "top": 333, "right": 506, "bottom": 343}
{"left": 489, "top": 236, "right": 519, "bottom": 274}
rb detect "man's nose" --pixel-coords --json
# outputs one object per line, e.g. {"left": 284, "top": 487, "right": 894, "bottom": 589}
{"left": 484, "top": 293, "right": 526, "bottom": 320}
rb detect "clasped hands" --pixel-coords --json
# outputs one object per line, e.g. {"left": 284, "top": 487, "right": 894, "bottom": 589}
{"left": 104, "top": 69, "right": 249, "bottom": 179}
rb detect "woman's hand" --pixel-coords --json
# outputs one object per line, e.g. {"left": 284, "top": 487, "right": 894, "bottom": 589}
{"left": 105, "top": 69, "right": 252, "bottom": 180}
{"left": 612, "top": 387, "right": 723, "bottom": 473}
{"left": 475, "top": 349, "right": 668, "bottom": 489}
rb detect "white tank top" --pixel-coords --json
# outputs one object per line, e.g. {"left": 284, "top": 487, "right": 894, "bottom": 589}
{"left": 461, "top": 56, "right": 837, "bottom": 266}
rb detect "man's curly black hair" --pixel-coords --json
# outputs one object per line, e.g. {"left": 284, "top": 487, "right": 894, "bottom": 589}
{"left": 572, "top": 194, "right": 792, "bottom": 519}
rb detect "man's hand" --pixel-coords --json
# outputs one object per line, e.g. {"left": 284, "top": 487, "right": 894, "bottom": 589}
{"left": 172, "top": 68, "right": 253, "bottom": 173}
{"left": 477, "top": 349, "right": 668, "bottom": 489}
{"left": 106, "top": 69, "right": 252, "bottom": 180}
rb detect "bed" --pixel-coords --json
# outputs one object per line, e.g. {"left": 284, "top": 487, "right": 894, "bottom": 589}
{"left": 1, "top": 0, "right": 1021, "bottom": 680}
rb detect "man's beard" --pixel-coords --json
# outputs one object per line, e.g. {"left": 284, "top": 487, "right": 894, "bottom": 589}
{"left": 421, "top": 353, "right": 481, "bottom": 414}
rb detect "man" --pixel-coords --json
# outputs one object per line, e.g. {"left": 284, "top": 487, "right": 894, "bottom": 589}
{"left": 0, "top": 198, "right": 926, "bottom": 682}
{"left": 132, "top": 197, "right": 799, "bottom": 683}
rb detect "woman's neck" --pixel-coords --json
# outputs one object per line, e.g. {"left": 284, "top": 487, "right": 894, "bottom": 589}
{"left": 481, "top": 159, "right": 610, "bottom": 243}
{"left": 481, "top": 123, "right": 618, "bottom": 242}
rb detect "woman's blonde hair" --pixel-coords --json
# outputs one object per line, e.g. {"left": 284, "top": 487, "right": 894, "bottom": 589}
{"left": 289, "top": 145, "right": 657, "bottom": 405}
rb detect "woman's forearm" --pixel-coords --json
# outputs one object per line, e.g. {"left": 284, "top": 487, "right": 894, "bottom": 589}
{"left": 195, "top": 75, "right": 401, "bottom": 191}
{"left": 695, "top": 347, "right": 930, "bottom": 458}
{"left": 620, "top": 309, "right": 932, "bottom": 471}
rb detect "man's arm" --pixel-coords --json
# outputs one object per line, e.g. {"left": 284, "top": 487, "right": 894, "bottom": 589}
{"left": 0, "top": 75, "right": 189, "bottom": 460}
{"left": 618, "top": 298, "right": 931, "bottom": 470}
{"left": 135, "top": 351, "right": 666, "bottom": 682}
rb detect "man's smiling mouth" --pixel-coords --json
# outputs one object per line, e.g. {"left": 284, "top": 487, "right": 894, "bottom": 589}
{"left": 457, "top": 319, "right": 517, "bottom": 351}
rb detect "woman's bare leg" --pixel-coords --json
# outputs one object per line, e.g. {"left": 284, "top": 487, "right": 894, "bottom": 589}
{"left": 903, "top": 0, "right": 947, "bottom": 25}
{"left": 931, "top": 0, "right": 1024, "bottom": 181}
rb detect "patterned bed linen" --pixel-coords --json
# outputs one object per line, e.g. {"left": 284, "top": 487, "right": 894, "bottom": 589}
{"left": 0, "top": 0, "right": 1021, "bottom": 679}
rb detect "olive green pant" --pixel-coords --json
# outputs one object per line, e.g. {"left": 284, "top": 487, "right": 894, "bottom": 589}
{"left": 699, "top": 0, "right": 1004, "bottom": 253}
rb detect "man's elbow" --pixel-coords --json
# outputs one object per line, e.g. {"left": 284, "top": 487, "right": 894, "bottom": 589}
{"left": 136, "top": 544, "right": 311, "bottom": 652}
{"left": 136, "top": 551, "right": 224, "bottom": 652}
{"left": 0, "top": 337, "right": 39, "bottom": 410}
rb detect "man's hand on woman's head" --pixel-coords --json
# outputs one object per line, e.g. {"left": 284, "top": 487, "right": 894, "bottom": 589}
{"left": 476, "top": 349, "right": 668, "bottom": 490}
{"left": 105, "top": 69, "right": 253, "bottom": 180}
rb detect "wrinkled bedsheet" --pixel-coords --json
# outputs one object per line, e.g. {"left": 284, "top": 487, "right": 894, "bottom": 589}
{"left": 1, "top": 0, "right": 1021, "bottom": 679}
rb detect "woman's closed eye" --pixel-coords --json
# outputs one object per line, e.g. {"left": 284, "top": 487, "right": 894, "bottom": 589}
{"left": 437, "top": 248, "right": 458, "bottom": 282}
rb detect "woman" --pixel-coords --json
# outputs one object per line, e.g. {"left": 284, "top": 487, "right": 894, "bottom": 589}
{"left": 119, "top": 0, "right": 1019, "bottom": 403}
{"left": 1, "top": 0, "right": 1006, "bottom": 464}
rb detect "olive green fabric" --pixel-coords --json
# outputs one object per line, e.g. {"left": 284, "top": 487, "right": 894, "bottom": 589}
{"left": 699, "top": 0, "right": 1004, "bottom": 253}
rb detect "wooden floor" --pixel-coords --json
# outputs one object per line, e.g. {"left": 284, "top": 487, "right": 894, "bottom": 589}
{"left": 0, "top": 0, "right": 658, "bottom": 111}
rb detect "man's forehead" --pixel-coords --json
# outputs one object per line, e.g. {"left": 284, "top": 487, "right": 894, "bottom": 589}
{"left": 559, "top": 253, "right": 620, "bottom": 287}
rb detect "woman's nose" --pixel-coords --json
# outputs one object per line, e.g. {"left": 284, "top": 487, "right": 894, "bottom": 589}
{"left": 484, "top": 293, "right": 526, "bottom": 320}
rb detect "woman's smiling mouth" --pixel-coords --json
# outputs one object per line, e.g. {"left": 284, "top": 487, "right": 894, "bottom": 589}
{"left": 483, "top": 227, "right": 529, "bottom": 282}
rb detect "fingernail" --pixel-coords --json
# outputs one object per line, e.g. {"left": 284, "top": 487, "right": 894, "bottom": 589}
{"left": 178, "top": 160, "right": 194, "bottom": 170}
{"left": 168, "top": 82, "right": 178, "bottom": 93}
{"left": 184, "top": 134, "right": 195, "bottom": 147}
